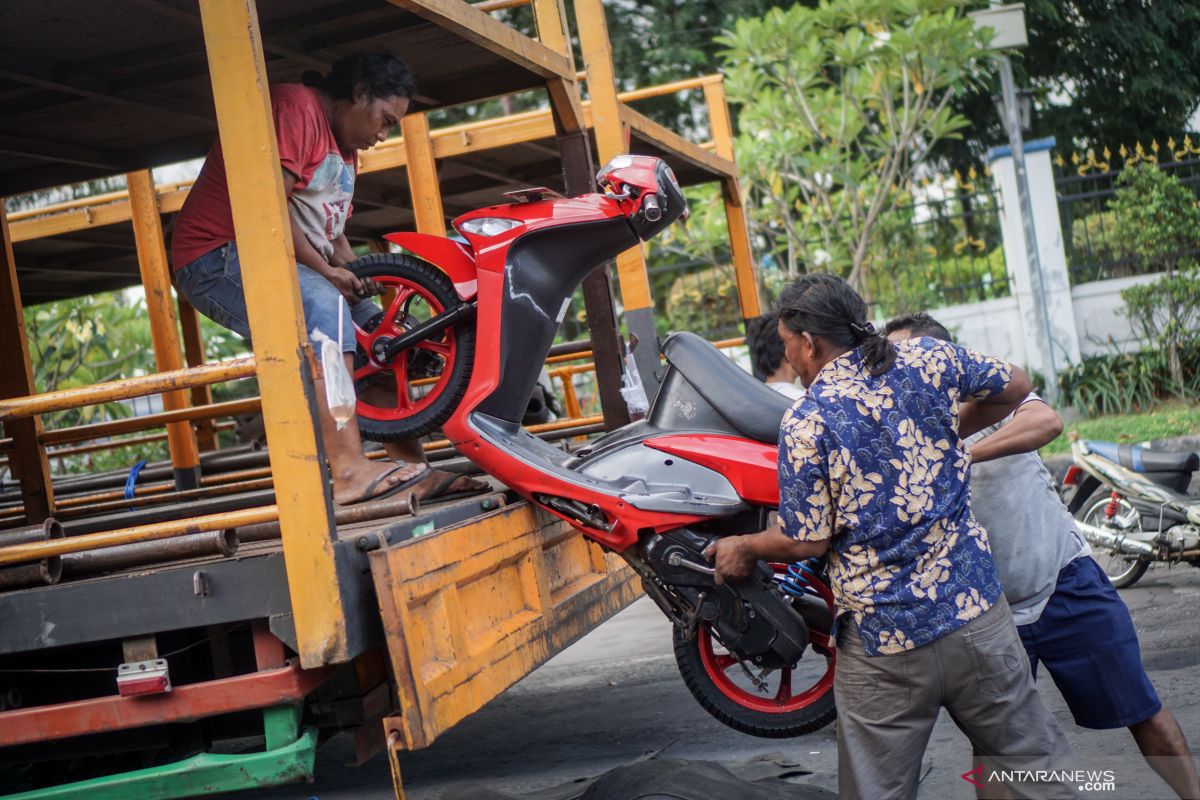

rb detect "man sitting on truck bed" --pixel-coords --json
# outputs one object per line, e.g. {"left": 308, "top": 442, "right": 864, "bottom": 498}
{"left": 171, "top": 52, "right": 486, "bottom": 506}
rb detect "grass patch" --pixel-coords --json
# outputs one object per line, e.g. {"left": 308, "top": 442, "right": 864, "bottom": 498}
{"left": 1041, "top": 402, "right": 1200, "bottom": 456}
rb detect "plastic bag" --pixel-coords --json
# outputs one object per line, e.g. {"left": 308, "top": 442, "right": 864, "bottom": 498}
{"left": 312, "top": 310, "right": 356, "bottom": 429}
{"left": 619, "top": 340, "right": 650, "bottom": 420}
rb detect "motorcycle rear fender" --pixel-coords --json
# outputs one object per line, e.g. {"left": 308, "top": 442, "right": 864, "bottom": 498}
{"left": 644, "top": 434, "right": 779, "bottom": 507}
{"left": 382, "top": 232, "right": 478, "bottom": 300}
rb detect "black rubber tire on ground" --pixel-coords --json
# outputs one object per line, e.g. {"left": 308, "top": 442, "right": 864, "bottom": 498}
{"left": 673, "top": 623, "right": 837, "bottom": 738}
{"left": 1075, "top": 487, "right": 1151, "bottom": 589}
{"left": 349, "top": 253, "right": 475, "bottom": 441}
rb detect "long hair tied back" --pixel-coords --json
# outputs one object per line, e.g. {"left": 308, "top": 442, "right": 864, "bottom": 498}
{"left": 302, "top": 52, "right": 416, "bottom": 102}
{"left": 777, "top": 274, "right": 897, "bottom": 376}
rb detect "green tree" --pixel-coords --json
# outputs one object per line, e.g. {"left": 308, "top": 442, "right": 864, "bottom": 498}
{"left": 717, "top": 0, "right": 994, "bottom": 293}
{"left": 605, "top": 0, "right": 786, "bottom": 131}
{"left": 934, "top": 0, "right": 1200, "bottom": 171}
{"left": 1110, "top": 165, "right": 1200, "bottom": 388}
{"left": 25, "top": 290, "right": 250, "bottom": 429}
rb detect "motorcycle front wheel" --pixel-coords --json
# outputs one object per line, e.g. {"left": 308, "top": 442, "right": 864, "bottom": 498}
{"left": 349, "top": 253, "right": 476, "bottom": 441}
{"left": 1078, "top": 488, "right": 1151, "bottom": 589}
{"left": 672, "top": 564, "right": 837, "bottom": 738}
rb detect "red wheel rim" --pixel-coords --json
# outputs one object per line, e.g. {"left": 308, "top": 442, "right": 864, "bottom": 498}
{"left": 696, "top": 565, "right": 836, "bottom": 714}
{"left": 354, "top": 276, "right": 457, "bottom": 421}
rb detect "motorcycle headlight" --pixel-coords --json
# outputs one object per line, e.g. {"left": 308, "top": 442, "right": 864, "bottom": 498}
{"left": 460, "top": 217, "right": 523, "bottom": 237}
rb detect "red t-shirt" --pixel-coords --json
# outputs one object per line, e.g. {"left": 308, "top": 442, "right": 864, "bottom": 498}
{"left": 171, "top": 84, "right": 356, "bottom": 269}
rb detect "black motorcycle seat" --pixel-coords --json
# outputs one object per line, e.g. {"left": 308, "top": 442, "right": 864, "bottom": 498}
{"left": 1086, "top": 440, "right": 1200, "bottom": 474}
{"left": 660, "top": 331, "right": 795, "bottom": 444}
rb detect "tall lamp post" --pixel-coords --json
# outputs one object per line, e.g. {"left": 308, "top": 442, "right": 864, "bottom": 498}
{"left": 969, "top": 4, "right": 1060, "bottom": 403}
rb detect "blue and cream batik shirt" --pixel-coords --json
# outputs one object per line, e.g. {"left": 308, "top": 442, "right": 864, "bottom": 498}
{"left": 778, "top": 337, "right": 1012, "bottom": 656}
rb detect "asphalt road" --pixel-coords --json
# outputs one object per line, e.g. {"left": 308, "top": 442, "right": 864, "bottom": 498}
{"left": 245, "top": 562, "right": 1200, "bottom": 800}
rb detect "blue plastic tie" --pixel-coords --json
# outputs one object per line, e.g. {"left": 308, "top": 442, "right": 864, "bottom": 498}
{"left": 124, "top": 460, "right": 148, "bottom": 510}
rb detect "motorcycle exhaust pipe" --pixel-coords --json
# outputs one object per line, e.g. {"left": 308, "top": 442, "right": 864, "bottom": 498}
{"left": 1075, "top": 520, "right": 1155, "bottom": 557}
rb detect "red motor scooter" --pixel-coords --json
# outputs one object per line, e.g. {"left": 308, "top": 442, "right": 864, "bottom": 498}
{"left": 348, "top": 156, "right": 835, "bottom": 737}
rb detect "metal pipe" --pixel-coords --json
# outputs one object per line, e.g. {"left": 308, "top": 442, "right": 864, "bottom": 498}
{"left": 0, "top": 519, "right": 63, "bottom": 589}
{"left": 18, "top": 446, "right": 266, "bottom": 499}
{"left": 0, "top": 518, "right": 64, "bottom": 546}
{"left": 56, "top": 478, "right": 275, "bottom": 519}
{"left": 0, "top": 465, "right": 274, "bottom": 524}
{"left": 61, "top": 529, "right": 239, "bottom": 576}
{"left": 61, "top": 489, "right": 279, "bottom": 537}
{"left": 0, "top": 357, "right": 256, "bottom": 422}
{"left": 0, "top": 506, "right": 278, "bottom": 566}
{"left": 239, "top": 493, "right": 420, "bottom": 543}
{"left": 1075, "top": 521, "right": 1156, "bottom": 557}
{"left": 40, "top": 397, "right": 262, "bottom": 446}
{"left": 0, "top": 559, "right": 62, "bottom": 590}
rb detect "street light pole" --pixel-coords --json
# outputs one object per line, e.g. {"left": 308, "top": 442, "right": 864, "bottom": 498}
{"left": 997, "top": 54, "right": 1059, "bottom": 403}
{"left": 970, "top": 3, "right": 1060, "bottom": 403}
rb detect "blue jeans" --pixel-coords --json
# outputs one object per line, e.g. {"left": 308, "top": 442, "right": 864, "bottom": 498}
{"left": 174, "top": 241, "right": 378, "bottom": 352}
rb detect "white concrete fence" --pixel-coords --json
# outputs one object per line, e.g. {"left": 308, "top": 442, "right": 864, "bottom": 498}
{"left": 927, "top": 138, "right": 1173, "bottom": 370}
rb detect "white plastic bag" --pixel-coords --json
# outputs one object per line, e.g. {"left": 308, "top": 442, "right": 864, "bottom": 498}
{"left": 312, "top": 306, "right": 356, "bottom": 429}
{"left": 619, "top": 339, "right": 650, "bottom": 420}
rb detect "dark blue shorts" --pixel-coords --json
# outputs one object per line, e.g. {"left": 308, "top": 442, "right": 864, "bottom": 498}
{"left": 1018, "top": 555, "right": 1161, "bottom": 729}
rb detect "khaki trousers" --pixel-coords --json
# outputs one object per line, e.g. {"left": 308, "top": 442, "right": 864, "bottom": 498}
{"left": 834, "top": 597, "right": 1078, "bottom": 800}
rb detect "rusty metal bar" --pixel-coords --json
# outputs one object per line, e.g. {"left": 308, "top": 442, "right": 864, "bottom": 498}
{"left": 61, "top": 529, "right": 239, "bottom": 576}
{"left": 0, "top": 519, "right": 62, "bottom": 589}
{"left": 0, "top": 358, "right": 256, "bottom": 423}
{"left": 55, "top": 477, "right": 275, "bottom": 520}
{"left": 0, "top": 558, "right": 61, "bottom": 590}
{"left": 0, "top": 506, "right": 277, "bottom": 566}
{"left": 177, "top": 296, "right": 220, "bottom": 451}
{"left": 0, "top": 203, "right": 55, "bottom": 524}
{"left": 40, "top": 398, "right": 261, "bottom": 447}
{"left": 237, "top": 493, "right": 419, "bottom": 543}
{"left": 0, "top": 518, "right": 63, "bottom": 546}
{"left": 0, "top": 660, "right": 332, "bottom": 748}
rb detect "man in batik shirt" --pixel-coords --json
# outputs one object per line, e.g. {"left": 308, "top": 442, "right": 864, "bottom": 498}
{"left": 708, "top": 275, "right": 1077, "bottom": 800}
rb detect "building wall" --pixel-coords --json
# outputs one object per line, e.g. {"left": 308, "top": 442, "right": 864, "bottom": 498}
{"left": 928, "top": 272, "right": 1164, "bottom": 365}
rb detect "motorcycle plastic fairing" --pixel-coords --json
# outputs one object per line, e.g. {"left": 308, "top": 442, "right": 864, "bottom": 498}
{"left": 382, "top": 233, "right": 478, "bottom": 299}
{"left": 461, "top": 412, "right": 742, "bottom": 550}
{"left": 644, "top": 434, "right": 780, "bottom": 507}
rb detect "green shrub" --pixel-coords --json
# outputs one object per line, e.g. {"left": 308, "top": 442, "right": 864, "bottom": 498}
{"left": 1110, "top": 165, "right": 1200, "bottom": 387}
{"left": 1057, "top": 341, "right": 1200, "bottom": 417}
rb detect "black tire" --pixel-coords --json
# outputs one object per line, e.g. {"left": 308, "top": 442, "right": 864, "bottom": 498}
{"left": 672, "top": 564, "right": 837, "bottom": 738}
{"left": 673, "top": 624, "right": 836, "bottom": 738}
{"left": 1076, "top": 487, "right": 1151, "bottom": 589}
{"left": 349, "top": 253, "right": 475, "bottom": 441}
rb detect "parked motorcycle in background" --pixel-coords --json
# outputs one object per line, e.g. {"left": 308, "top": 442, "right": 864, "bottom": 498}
{"left": 1063, "top": 439, "right": 1200, "bottom": 588}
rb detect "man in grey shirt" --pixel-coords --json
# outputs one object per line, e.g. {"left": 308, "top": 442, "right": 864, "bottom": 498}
{"left": 886, "top": 313, "right": 1199, "bottom": 800}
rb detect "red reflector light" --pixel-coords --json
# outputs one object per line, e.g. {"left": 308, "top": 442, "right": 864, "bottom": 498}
{"left": 117, "top": 659, "right": 172, "bottom": 697}
{"left": 1062, "top": 465, "right": 1082, "bottom": 486}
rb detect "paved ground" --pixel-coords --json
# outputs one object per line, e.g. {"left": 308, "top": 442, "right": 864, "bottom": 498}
{"left": 247, "top": 562, "right": 1200, "bottom": 800}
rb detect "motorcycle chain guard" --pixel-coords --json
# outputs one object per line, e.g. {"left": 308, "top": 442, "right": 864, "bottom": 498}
{"left": 642, "top": 530, "right": 811, "bottom": 668}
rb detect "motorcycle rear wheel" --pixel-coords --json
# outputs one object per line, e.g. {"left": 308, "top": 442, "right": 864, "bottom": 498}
{"left": 349, "top": 253, "right": 476, "bottom": 441}
{"left": 672, "top": 565, "right": 836, "bottom": 738}
{"left": 1078, "top": 489, "right": 1151, "bottom": 589}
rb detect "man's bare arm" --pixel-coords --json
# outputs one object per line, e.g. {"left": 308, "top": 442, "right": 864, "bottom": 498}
{"left": 705, "top": 525, "right": 829, "bottom": 585}
{"left": 329, "top": 233, "right": 357, "bottom": 268}
{"left": 283, "top": 171, "right": 370, "bottom": 302}
{"left": 958, "top": 364, "right": 1033, "bottom": 439}
{"left": 967, "top": 398, "right": 1063, "bottom": 463}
